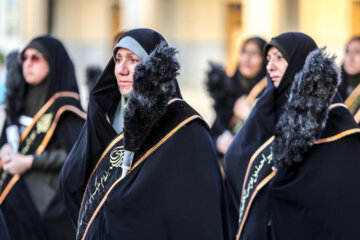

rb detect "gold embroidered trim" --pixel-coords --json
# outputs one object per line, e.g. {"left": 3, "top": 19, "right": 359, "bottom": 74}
{"left": 236, "top": 171, "right": 276, "bottom": 240}
{"left": 20, "top": 91, "right": 81, "bottom": 143}
{"left": 79, "top": 98, "right": 182, "bottom": 216}
{"left": 0, "top": 99, "right": 84, "bottom": 205}
{"left": 81, "top": 115, "right": 200, "bottom": 240}
{"left": 168, "top": 98, "right": 182, "bottom": 104}
{"left": 345, "top": 84, "right": 360, "bottom": 107}
{"left": 78, "top": 133, "right": 124, "bottom": 214}
{"left": 35, "top": 105, "right": 86, "bottom": 154}
{"left": 315, "top": 128, "right": 360, "bottom": 144}
{"left": 354, "top": 109, "right": 360, "bottom": 123}
{"left": 329, "top": 103, "right": 347, "bottom": 110}
{"left": 241, "top": 136, "right": 275, "bottom": 193}
{"left": 247, "top": 77, "right": 267, "bottom": 103}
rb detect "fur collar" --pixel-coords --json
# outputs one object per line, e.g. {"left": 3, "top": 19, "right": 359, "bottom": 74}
{"left": 273, "top": 48, "right": 340, "bottom": 168}
{"left": 123, "top": 42, "right": 180, "bottom": 152}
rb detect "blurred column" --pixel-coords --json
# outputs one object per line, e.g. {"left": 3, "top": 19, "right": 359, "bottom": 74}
{"left": 21, "top": 0, "right": 48, "bottom": 39}
{"left": 299, "top": 0, "right": 350, "bottom": 62}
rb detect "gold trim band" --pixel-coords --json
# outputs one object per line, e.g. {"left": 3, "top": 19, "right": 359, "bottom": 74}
{"left": 236, "top": 171, "right": 276, "bottom": 239}
{"left": 81, "top": 115, "right": 200, "bottom": 240}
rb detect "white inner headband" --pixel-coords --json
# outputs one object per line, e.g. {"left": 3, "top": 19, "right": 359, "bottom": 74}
{"left": 113, "top": 36, "right": 149, "bottom": 62}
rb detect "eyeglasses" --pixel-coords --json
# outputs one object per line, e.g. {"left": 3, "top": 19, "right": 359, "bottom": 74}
{"left": 19, "top": 54, "right": 44, "bottom": 64}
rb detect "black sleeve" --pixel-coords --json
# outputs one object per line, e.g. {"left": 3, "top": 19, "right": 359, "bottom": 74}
{"left": 32, "top": 149, "right": 68, "bottom": 171}
{"left": 56, "top": 112, "right": 86, "bottom": 152}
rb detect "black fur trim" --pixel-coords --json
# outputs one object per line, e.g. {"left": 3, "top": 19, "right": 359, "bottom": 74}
{"left": 273, "top": 48, "right": 340, "bottom": 168}
{"left": 205, "top": 62, "right": 236, "bottom": 127}
{"left": 86, "top": 65, "right": 102, "bottom": 93}
{"left": 123, "top": 41, "right": 179, "bottom": 151}
{"left": 206, "top": 62, "right": 228, "bottom": 101}
{"left": 5, "top": 50, "right": 25, "bottom": 125}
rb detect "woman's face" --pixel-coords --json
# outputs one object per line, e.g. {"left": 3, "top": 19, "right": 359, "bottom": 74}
{"left": 238, "top": 41, "right": 263, "bottom": 79}
{"left": 344, "top": 40, "right": 360, "bottom": 75}
{"left": 266, "top": 46, "right": 288, "bottom": 88}
{"left": 114, "top": 48, "right": 141, "bottom": 95}
{"left": 22, "top": 48, "right": 49, "bottom": 85}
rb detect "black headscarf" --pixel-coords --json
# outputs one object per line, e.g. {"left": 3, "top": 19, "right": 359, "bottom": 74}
{"left": 230, "top": 37, "right": 267, "bottom": 97}
{"left": 339, "top": 36, "right": 360, "bottom": 99}
{"left": 263, "top": 32, "right": 318, "bottom": 119}
{"left": 223, "top": 32, "right": 318, "bottom": 237}
{"left": 22, "top": 35, "right": 80, "bottom": 100}
{"left": 4, "top": 35, "right": 79, "bottom": 126}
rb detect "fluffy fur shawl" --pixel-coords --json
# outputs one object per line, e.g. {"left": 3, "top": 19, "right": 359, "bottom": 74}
{"left": 273, "top": 48, "right": 341, "bottom": 168}
{"left": 5, "top": 50, "right": 25, "bottom": 125}
{"left": 123, "top": 42, "right": 180, "bottom": 152}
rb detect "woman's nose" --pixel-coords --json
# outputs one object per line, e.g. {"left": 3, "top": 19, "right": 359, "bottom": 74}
{"left": 117, "top": 61, "right": 128, "bottom": 75}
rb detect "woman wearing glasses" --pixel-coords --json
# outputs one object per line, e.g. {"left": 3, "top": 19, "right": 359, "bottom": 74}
{"left": 0, "top": 35, "right": 86, "bottom": 240}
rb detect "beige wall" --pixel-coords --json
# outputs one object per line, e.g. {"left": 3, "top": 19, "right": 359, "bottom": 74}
{"left": 21, "top": 0, "right": 48, "bottom": 40}
{"left": 299, "top": 0, "right": 351, "bottom": 62}
{"left": 1, "top": 0, "right": 357, "bottom": 122}
{"left": 53, "top": 0, "right": 112, "bottom": 43}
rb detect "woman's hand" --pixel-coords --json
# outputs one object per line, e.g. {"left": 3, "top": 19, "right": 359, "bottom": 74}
{"left": 216, "top": 131, "right": 234, "bottom": 154}
{"left": 233, "top": 95, "right": 252, "bottom": 121}
{"left": 1, "top": 143, "right": 33, "bottom": 175}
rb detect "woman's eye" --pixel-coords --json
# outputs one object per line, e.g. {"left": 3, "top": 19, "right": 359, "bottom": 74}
{"left": 115, "top": 58, "right": 121, "bottom": 63}
{"left": 130, "top": 58, "right": 139, "bottom": 63}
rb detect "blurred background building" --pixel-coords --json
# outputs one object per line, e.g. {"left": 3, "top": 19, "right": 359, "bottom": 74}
{"left": 0, "top": 0, "right": 360, "bottom": 125}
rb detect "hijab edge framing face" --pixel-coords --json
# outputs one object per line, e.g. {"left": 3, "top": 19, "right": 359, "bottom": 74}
{"left": 344, "top": 37, "right": 360, "bottom": 76}
{"left": 265, "top": 46, "right": 288, "bottom": 88}
{"left": 238, "top": 38, "right": 266, "bottom": 80}
{"left": 20, "top": 34, "right": 79, "bottom": 101}
{"left": 113, "top": 48, "right": 141, "bottom": 95}
{"left": 263, "top": 32, "right": 318, "bottom": 109}
{"left": 108, "top": 28, "right": 182, "bottom": 99}
{"left": 22, "top": 48, "right": 50, "bottom": 86}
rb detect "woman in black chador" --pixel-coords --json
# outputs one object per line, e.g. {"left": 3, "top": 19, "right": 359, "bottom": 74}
{"left": 60, "top": 28, "right": 229, "bottom": 240}
{"left": 341, "top": 36, "right": 360, "bottom": 122}
{"left": 206, "top": 37, "right": 267, "bottom": 156}
{"left": 0, "top": 35, "right": 86, "bottom": 239}
{"left": 223, "top": 32, "right": 360, "bottom": 239}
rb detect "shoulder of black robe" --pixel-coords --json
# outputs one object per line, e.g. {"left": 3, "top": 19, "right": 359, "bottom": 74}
{"left": 270, "top": 101, "right": 360, "bottom": 239}
{"left": 270, "top": 51, "right": 360, "bottom": 239}
{"left": 223, "top": 32, "right": 317, "bottom": 239}
{"left": 60, "top": 28, "right": 229, "bottom": 239}
{"left": 231, "top": 39, "right": 360, "bottom": 239}
{"left": 85, "top": 117, "right": 229, "bottom": 240}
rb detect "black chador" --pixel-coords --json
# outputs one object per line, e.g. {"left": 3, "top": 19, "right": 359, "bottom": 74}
{"left": 0, "top": 35, "right": 86, "bottom": 240}
{"left": 224, "top": 32, "right": 360, "bottom": 240}
{"left": 206, "top": 37, "right": 267, "bottom": 156}
{"left": 60, "top": 29, "right": 229, "bottom": 240}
